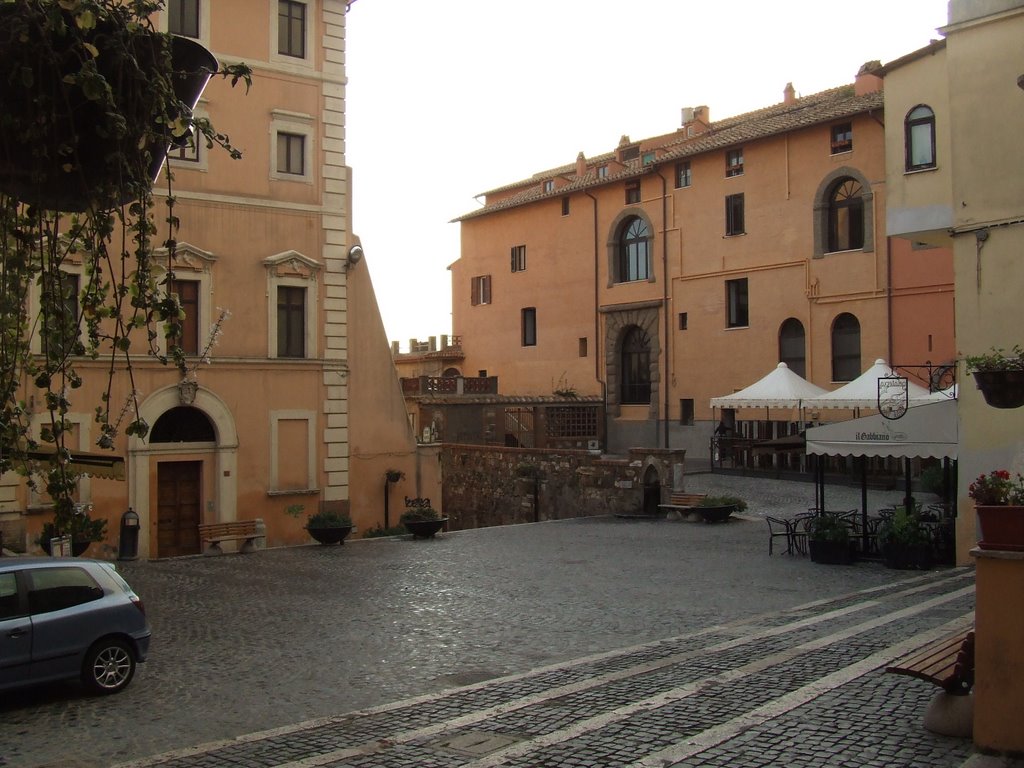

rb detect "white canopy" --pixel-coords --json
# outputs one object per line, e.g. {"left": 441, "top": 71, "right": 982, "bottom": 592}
{"left": 807, "top": 359, "right": 935, "bottom": 410}
{"left": 710, "top": 362, "right": 830, "bottom": 409}
{"left": 805, "top": 398, "right": 957, "bottom": 459}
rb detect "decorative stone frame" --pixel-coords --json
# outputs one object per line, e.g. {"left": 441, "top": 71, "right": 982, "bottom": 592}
{"left": 268, "top": 409, "right": 318, "bottom": 493}
{"left": 606, "top": 208, "right": 656, "bottom": 286}
{"left": 264, "top": 249, "right": 321, "bottom": 359}
{"left": 151, "top": 242, "right": 218, "bottom": 360}
{"left": 270, "top": 109, "right": 315, "bottom": 184}
{"left": 602, "top": 301, "right": 662, "bottom": 418}
{"left": 270, "top": 0, "right": 315, "bottom": 71}
{"left": 812, "top": 166, "right": 874, "bottom": 258}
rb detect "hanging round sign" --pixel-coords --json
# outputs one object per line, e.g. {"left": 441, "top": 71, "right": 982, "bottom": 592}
{"left": 878, "top": 375, "right": 909, "bottom": 420}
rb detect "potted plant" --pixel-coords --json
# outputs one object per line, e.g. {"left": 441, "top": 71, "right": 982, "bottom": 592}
{"left": 695, "top": 495, "right": 746, "bottom": 523}
{"left": 38, "top": 501, "right": 107, "bottom": 556}
{"left": 969, "top": 469, "right": 1024, "bottom": 551}
{"left": 401, "top": 498, "right": 447, "bottom": 538}
{"left": 304, "top": 508, "right": 354, "bottom": 545}
{"left": 807, "top": 513, "right": 855, "bottom": 564}
{"left": 964, "top": 345, "right": 1024, "bottom": 409}
{"left": 879, "top": 505, "right": 933, "bottom": 570}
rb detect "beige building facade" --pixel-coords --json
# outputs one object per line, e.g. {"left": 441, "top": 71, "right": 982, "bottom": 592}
{"left": 0, "top": 0, "right": 433, "bottom": 558}
{"left": 451, "top": 70, "right": 956, "bottom": 459}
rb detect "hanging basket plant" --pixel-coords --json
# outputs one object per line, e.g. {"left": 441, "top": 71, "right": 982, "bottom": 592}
{"left": 0, "top": 0, "right": 226, "bottom": 211}
{"left": 965, "top": 346, "right": 1024, "bottom": 409}
{"left": 0, "top": 0, "right": 251, "bottom": 545}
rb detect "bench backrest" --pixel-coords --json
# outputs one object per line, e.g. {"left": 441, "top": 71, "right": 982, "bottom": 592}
{"left": 198, "top": 520, "right": 259, "bottom": 539}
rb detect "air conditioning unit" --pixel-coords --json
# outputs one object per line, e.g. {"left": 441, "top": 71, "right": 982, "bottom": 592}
{"left": 587, "top": 439, "right": 600, "bottom": 453}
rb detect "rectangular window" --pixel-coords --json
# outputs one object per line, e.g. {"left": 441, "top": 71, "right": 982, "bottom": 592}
{"left": 521, "top": 307, "right": 536, "bottom": 347}
{"left": 620, "top": 145, "right": 640, "bottom": 161}
{"left": 726, "top": 278, "right": 749, "bottom": 328}
{"left": 674, "top": 161, "right": 691, "bottom": 189}
{"left": 277, "top": 132, "right": 305, "bottom": 176}
{"left": 725, "top": 193, "right": 745, "bottom": 236}
{"left": 278, "top": 0, "right": 306, "bottom": 58}
{"left": 831, "top": 122, "right": 853, "bottom": 154}
{"left": 680, "top": 399, "right": 695, "bottom": 426}
{"left": 45, "top": 271, "right": 80, "bottom": 358}
{"left": 171, "top": 136, "right": 200, "bottom": 163}
{"left": 167, "top": 0, "right": 200, "bottom": 37}
{"left": 726, "top": 148, "right": 744, "bottom": 177}
{"left": 561, "top": 197, "right": 570, "bottom": 216}
{"left": 510, "top": 245, "right": 526, "bottom": 273}
{"left": 678, "top": 312, "right": 688, "bottom": 331}
{"left": 169, "top": 279, "right": 200, "bottom": 355}
{"left": 642, "top": 151, "right": 656, "bottom": 166}
{"left": 578, "top": 337, "right": 588, "bottom": 357}
{"left": 625, "top": 181, "right": 641, "bottom": 204}
{"left": 277, "top": 285, "right": 306, "bottom": 358}
{"left": 470, "top": 275, "right": 491, "bottom": 306}
{"left": 597, "top": 166, "right": 608, "bottom": 179}
{"left": 543, "top": 180, "right": 554, "bottom": 193}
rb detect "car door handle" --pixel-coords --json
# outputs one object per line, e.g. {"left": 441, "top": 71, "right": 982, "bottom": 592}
{"left": 6, "top": 628, "right": 28, "bottom": 638}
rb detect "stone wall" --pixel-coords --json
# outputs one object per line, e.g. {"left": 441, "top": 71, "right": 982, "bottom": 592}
{"left": 440, "top": 444, "right": 686, "bottom": 530}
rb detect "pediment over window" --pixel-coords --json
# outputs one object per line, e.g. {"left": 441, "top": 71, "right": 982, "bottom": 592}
{"left": 153, "top": 242, "right": 217, "bottom": 274}
{"left": 263, "top": 250, "right": 321, "bottom": 280}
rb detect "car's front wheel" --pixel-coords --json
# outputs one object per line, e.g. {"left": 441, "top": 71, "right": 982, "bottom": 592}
{"left": 81, "top": 638, "right": 136, "bottom": 694}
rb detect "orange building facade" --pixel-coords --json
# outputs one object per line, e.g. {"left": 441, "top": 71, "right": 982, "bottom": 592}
{"left": 450, "top": 66, "right": 955, "bottom": 458}
{"left": 0, "top": 1, "right": 434, "bottom": 558}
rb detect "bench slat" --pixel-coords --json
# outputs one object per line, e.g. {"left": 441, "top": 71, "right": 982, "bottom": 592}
{"left": 887, "top": 629, "right": 974, "bottom": 693}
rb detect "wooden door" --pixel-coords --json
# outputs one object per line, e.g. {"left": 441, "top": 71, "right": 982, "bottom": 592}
{"left": 156, "top": 461, "right": 202, "bottom": 557}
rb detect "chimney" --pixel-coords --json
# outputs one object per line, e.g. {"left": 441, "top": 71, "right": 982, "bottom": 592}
{"left": 855, "top": 60, "right": 883, "bottom": 95}
{"left": 681, "top": 106, "right": 695, "bottom": 125}
{"left": 441, "top": 334, "right": 449, "bottom": 349}
{"left": 693, "top": 105, "right": 710, "bottom": 125}
{"left": 576, "top": 151, "right": 587, "bottom": 178}
{"left": 783, "top": 82, "right": 796, "bottom": 105}
{"left": 428, "top": 336, "right": 437, "bottom": 352}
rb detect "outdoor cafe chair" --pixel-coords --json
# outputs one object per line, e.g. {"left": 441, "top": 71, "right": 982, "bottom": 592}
{"left": 766, "top": 517, "right": 793, "bottom": 555}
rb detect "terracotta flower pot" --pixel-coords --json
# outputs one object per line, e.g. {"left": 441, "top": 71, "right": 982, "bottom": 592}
{"left": 976, "top": 505, "right": 1024, "bottom": 551}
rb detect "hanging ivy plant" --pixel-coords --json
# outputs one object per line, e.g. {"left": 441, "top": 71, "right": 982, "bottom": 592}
{"left": 0, "top": 0, "right": 251, "bottom": 540}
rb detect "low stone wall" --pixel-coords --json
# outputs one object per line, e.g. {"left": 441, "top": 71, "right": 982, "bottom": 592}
{"left": 440, "top": 444, "right": 686, "bottom": 530}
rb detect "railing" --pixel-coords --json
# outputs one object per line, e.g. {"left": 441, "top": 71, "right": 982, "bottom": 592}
{"left": 400, "top": 375, "right": 499, "bottom": 396}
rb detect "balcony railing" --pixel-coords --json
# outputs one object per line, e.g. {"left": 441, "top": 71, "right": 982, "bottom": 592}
{"left": 401, "top": 375, "right": 498, "bottom": 396}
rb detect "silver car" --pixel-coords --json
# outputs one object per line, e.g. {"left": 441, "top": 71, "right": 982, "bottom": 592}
{"left": 0, "top": 557, "right": 151, "bottom": 694}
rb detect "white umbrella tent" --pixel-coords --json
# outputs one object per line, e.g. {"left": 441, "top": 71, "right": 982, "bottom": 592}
{"left": 806, "top": 358, "right": 935, "bottom": 411}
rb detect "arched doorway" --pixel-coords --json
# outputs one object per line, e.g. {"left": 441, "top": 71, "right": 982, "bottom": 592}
{"left": 150, "top": 407, "right": 216, "bottom": 557}
{"left": 129, "top": 385, "right": 239, "bottom": 559}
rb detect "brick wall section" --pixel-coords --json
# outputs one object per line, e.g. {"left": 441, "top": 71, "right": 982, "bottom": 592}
{"left": 440, "top": 445, "right": 687, "bottom": 529}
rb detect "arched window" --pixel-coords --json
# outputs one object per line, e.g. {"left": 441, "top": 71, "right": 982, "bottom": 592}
{"left": 620, "top": 326, "right": 651, "bottom": 404}
{"left": 617, "top": 216, "right": 651, "bottom": 282}
{"left": 778, "top": 318, "right": 806, "bottom": 377}
{"left": 831, "top": 313, "right": 861, "bottom": 382}
{"left": 827, "top": 178, "right": 864, "bottom": 252}
{"left": 905, "top": 105, "right": 936, "bottom": 171}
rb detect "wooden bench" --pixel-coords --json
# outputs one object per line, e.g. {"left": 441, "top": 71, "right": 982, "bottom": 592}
{"left": 886, "top": 628, "right": 975, "bottom": 737}
{"left": 887, "top": 628, "right": 974, "bottom": 694}
{"left": 198, "top": 520, "right": 262, "bottom": 556}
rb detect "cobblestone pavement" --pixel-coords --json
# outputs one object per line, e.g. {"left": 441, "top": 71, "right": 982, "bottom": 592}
{"left": 0, "top": 474, "right": 1013, "bottom": 768}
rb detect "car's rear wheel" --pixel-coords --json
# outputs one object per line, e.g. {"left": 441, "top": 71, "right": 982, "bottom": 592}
{"left": 81, "top": 638, "right": 136, "bottom": 694}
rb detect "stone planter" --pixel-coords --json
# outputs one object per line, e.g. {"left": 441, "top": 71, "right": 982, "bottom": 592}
{"left": 694, "top": 504, "right": 735, "bottom": 524}
{"left": 306, "top": 525, "right": 353, "bottom": 545}
{"left": 404, "top": 518, "right": 447, "bottom": 539}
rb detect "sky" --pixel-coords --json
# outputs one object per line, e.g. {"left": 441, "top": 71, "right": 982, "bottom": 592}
{"left": 344, "top": 0, "right": 951, "bottom": 348}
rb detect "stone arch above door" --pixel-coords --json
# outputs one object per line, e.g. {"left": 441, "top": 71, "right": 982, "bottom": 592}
{"left": 126, "top": 384, "right": 240, "bottom": 558}
{"left": 603, "top": 302, "right": 661, "bottom": 418}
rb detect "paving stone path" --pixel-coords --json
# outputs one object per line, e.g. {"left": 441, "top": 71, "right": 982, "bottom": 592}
{"left": 0, "top": 473, "right": 1014, "bottom": 768}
